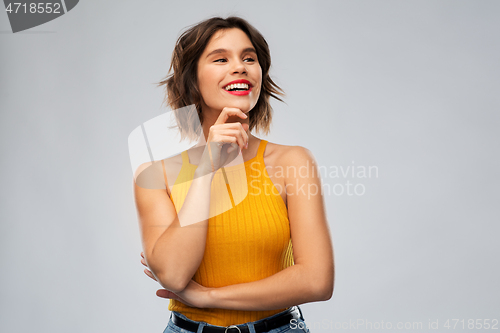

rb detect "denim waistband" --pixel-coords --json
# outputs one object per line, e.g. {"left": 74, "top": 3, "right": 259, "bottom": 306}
{"left": 171, "top": 305, "right": 304, "bottom": 332}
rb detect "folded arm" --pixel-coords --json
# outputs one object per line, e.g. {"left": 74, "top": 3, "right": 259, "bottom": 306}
{"left": 207, "top": 146, "right": 334, "bottom": 310}
{"left": 147, "top": 146, "right": 334, "bottom": 310}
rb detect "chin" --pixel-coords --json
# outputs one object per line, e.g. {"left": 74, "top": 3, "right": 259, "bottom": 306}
{"left": 225, "top": 101, "right": 254, "bottom": 113}
{"left": 238, "top": 104, "right": 252, "bottom": 113}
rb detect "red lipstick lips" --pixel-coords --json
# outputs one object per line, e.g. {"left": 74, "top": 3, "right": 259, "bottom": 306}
{"left": 223, "top": 79, "right": 252, "bottom": 96}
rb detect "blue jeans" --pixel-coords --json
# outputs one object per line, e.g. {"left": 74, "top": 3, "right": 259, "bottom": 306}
{"left": 164, "top": 306, "right": 310, "bottom": 333}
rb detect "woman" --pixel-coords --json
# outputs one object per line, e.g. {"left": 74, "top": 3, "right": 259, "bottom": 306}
{"left": 134, "top": 16, "right": 334, "bottom": 333}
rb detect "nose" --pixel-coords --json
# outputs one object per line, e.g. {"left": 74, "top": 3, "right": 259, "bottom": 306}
{"left": 230, "top": 59, "right": 247, "bottom": 74}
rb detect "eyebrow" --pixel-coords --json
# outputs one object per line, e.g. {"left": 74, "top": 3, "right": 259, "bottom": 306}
{"left": 205, "top": 47, "right": 257, "bottom": 58}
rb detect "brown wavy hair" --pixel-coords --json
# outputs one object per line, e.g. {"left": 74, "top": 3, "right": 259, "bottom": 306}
{"left": 158, "top": 16, "right": 285, "bottom": 141}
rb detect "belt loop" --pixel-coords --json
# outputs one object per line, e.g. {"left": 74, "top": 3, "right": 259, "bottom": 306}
{"left": 297, "top": 306, "right": 304, "bottom": 320}
{"left": 247, "top": 322, "right": 256, "bottom": 333}
{"left": 197, "top": 321, "right": 207, "bottom": 333}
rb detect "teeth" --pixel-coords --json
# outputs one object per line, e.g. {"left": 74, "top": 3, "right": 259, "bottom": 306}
{"left": 224, "top": 83, "right": 249, "bottom": 91}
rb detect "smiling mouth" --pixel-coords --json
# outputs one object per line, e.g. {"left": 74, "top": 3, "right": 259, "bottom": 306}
{"left": 223, "top": 82, "right": 253, "bottom": 96}
{"left": 224, "top": 83, "right": 251, "bottom": 91}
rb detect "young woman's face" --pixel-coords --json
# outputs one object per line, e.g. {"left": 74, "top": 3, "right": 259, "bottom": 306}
{"left": 197, "top": 28, "right": 262, "bottom": 115}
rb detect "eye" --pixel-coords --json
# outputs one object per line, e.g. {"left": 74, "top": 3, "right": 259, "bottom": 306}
{"left": 214, "top": 58, "right": 227, "bottom": 63}
{"left": 244, "top": 57, "right": 256, "bottom": 62}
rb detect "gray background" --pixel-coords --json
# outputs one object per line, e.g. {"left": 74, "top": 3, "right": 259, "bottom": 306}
{"left": 1, "top": 0, "right": 499, "bottom": 332}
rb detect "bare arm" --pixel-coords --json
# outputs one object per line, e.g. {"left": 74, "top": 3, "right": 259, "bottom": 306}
{"left": 206, "top": 146, "right": 334, "bottom": 310}
{"left": 135, "top": 108, "right": 249, "bottom": 293}
{"left": 135, "top": 162, "right": 217, "bottom": 293}
{"left": 148, "top": 146, "right": 334, "bottom": 309}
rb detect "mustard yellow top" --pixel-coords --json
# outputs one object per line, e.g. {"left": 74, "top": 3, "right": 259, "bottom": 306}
{"left": 167, "top": 140, "right": 294, "bottom": 326}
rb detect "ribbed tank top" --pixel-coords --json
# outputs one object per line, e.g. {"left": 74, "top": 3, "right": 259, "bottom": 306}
{"left": 167, "top": 140, "right": 294, "bottom": 326}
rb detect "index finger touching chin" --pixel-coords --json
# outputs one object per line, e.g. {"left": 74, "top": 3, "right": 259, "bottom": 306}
{"left": 215, "top": 108, "right": 245, "bottom": 124}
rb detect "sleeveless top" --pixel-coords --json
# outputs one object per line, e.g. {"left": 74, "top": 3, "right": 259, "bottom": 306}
{"left": 167, "top": 140, "right": 294, "bottom": 326}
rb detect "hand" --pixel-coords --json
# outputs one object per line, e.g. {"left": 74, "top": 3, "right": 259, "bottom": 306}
{"left": 199, "top": 107, "right": 249, "bottom": 173}
{"left": 140, "top": 252, "right": 213, "bottom": 308}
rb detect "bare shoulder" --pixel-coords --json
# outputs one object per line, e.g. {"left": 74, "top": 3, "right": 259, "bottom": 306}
{"left": 134, "top": 153, "right": 183, "bottom": 194}
{"left": 265, "top": 141, "right": 316, "bottom": 169}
